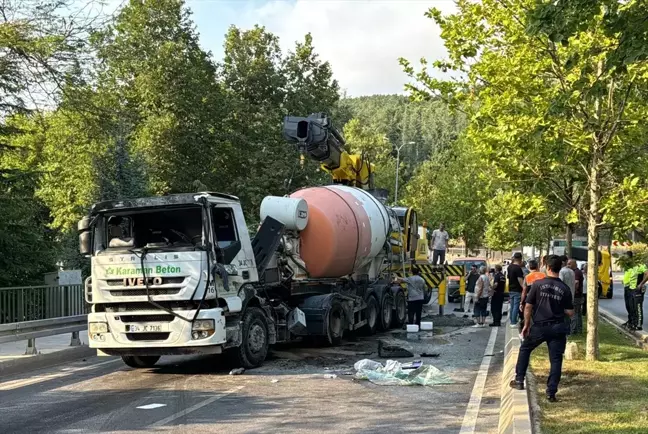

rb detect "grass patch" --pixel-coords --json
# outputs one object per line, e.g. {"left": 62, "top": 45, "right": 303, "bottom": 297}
{"left": 530, "top": 322, "right": 648, "bottom": 434}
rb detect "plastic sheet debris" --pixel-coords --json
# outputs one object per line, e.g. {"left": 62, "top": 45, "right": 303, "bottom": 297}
{"left": 229, "top": 368, "right": 245, "bottom": 375}
{"left": 353, "top": 359, "right": 453, "bottom": 386}
{"left": 271, "top": 379, "right": 279, "bottom": 383}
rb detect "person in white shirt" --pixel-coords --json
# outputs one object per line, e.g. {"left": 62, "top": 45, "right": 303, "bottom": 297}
{"left": 429, "top": 223, "right": 449, "bottom": 265}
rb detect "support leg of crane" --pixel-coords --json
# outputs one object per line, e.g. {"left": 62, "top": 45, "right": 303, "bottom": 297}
{"left": 70, "top": 331, "right": 82, "bottom": 347}
{"left": 25, "top": 338, "right": 38, "bottom": 355}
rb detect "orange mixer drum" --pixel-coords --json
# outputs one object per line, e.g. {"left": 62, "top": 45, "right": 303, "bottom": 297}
{"left": 290, "top": 185, "right": 390, "bottom": 278}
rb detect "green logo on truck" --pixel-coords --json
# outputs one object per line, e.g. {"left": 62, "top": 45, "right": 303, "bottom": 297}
{"left": 105, "top": 265, "right": 182, "bottom": 276}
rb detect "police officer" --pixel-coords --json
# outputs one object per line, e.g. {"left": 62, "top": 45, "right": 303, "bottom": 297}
{"left": 510, "top": 255, "right": 574, "bottom": 402}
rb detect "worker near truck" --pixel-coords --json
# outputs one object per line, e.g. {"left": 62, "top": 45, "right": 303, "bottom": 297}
{"left": 622, "top": 251, "right": 647, "bottom": 331}
{"left": 394, "top": 267, "right": 427, "bottom": 327}
{"left": 429, "top": 223, "right": 449, "bottom": 265}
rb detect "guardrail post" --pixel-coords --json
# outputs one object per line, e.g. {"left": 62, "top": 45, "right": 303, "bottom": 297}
{"left": 70, "top": 331, "right": 82, "bottom": 346}
{"left": 25, "top": 338, "right": 38, "bottom": 355}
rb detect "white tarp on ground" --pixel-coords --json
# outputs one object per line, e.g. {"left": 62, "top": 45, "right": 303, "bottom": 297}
{"left": 353, "top": 359, "right": 454, "bottom": 386}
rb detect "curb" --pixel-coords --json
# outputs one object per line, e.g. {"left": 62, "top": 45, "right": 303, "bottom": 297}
{"left": 0, "top": 345, "right": 95, "bottom": 378}
{"left": 498, "top": 324, "right": 535, "bottom": 434}
{"left": 599, "top": 307, "right": 648, "bottom": 349}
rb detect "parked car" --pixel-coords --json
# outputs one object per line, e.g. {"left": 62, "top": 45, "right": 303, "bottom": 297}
{"left": 447, "top": 257, "right": 489, "bottom": 303}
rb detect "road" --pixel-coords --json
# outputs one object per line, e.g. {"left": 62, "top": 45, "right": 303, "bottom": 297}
{"left": 0, "top": 314, "right": 505, "bottom": 434}
{"left": 598, "top": 273, "right": 647, "bottom": 329}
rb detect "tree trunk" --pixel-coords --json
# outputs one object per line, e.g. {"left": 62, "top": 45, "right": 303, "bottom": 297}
{"left": 586, "top": 145, "right": 602, "bottom": 361}
{"left": 566, "top": 223, "right": 574, "bottom": 258}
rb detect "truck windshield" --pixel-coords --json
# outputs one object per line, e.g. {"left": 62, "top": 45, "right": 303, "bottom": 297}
{"left": 103, "top": 206, "right": 203, "bottom": 251}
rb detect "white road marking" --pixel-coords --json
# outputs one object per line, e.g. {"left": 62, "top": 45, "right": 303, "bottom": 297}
{"left": 151, "top": 386, "right": 244, "bottom": 427}
{"left": 459, "top": 327, "right": 499, "bottom": 434}
{"left": 137, "top": 403, "right": 167, "bottom": 410}
{"left": 0, "top": 358, "right": 121, "bottom": 391}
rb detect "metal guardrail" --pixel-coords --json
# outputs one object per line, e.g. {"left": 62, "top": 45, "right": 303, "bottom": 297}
{"left": 0, "top": 284, "right": 87, "bottom": 325}
{"left": 0, "top": 284, "right": 89, "bottom": 354}
{"left": 0, "top": 315, "right": 87, "bottom": 345}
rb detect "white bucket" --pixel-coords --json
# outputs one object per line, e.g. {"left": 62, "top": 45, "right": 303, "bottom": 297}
{"left": 420, "top": 321, "right": 433, "bottom": 331}
{"left": 406, "top": 324, "right": 419, "bottom": 333}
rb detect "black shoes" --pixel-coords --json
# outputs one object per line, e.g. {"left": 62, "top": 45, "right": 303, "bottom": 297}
{"left": 547, "top": 395, "right": 558, "bottom": 403}
{"left": 509, "top": 380, "right": 524, "bottom": 390}
{"left": 489, "top": 323, "right": 501, "bottom": 327}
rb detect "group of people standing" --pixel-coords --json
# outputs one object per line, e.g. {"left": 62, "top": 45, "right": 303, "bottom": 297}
{"left": 461, "top": 251, "right": 583, "bottom": 403}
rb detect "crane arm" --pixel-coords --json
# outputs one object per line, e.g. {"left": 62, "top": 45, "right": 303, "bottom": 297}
{"left": 283, "top": 113, "right": 374, "bottom": 189}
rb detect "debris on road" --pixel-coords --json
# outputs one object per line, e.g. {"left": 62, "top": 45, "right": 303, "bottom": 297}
{"left": 378, "top": 340, "right": 414, "bottom": 358}
{"left": 420, "top": 352, "right": 440, "bottom": 358}
{"left": 271, "top": 379, "right": 279, "bottom": 383}
{"left": 353, "top": 358, "right": 454, "bottom": 386}
{"left": 229, "top": 368, "right": 245, "bottom": 375}
{"left": 323, "top": 374, "right": 337, "bottom": 379}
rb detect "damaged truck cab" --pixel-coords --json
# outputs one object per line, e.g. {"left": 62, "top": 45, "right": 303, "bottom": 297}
{"left": 80, "top": 191, "right": 406, "bottom": 369}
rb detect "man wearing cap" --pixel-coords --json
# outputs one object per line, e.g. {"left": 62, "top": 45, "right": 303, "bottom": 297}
{"left": 507, "top": 252, "right": 525, "bottom": 328}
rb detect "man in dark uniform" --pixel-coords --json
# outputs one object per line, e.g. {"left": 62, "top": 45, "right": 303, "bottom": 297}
{"left": 510, "top": 255, "right": 574, "bottom": 402}
{"left": 490, "top": 264, "right": 506, "bottom": 327}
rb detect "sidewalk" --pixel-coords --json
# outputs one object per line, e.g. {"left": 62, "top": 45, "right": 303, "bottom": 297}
{"left": 0, "top": 331, "right": 93, "bottom": 376}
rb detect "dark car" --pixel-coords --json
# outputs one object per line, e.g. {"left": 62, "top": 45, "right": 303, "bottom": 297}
{"left": 447, "top": 258, "right": 488, "bottom": 303}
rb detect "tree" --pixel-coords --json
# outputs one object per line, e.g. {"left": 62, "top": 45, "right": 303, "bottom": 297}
{"left": 342, "top": 118, "right": 399, "bottom": 200}
{"left": 221, "top": 25, "right": 339, "bottom": 218}
{"left": 401, "top": 0, "right": 648, "bottom": 360}
{"left": 0, "top": 0, "right": 101, "bottom": 284}
{"left": 405, "top": 138, "right": 488, "bottom": 252}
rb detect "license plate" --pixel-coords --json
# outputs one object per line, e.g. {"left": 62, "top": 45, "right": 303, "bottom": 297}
{"left": 125, "top": 324, "right": 167, "bottom": 333}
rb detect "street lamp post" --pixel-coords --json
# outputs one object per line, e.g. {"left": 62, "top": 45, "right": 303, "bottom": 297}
{"left": 394, "top": 141, "right": 416, "bottom": 204}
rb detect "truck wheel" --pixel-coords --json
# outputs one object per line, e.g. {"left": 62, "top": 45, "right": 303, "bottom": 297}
{"left": 326, "top": 301, "right": 346, "bottom": 345}
{"left": 363, "top": 295, "right": 379, "bottom": 335}
{"left": 423, "top": 285, "right": 432, "bottom": 304}
{"left": 121, "top": 355, "right": 160, "bottom": 368}
{"left": 234, "top": 307, "right": 269, "bottom": 369}
{"left": 379, "top": 291, "right": 394, "bottom": 331}
{"left": 392, "top": 289, "right": 406, "bottom": 328}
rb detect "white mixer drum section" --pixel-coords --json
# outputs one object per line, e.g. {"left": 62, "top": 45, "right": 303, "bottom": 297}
{"left": 260, "top": 196, "right": 309, "bottom": 231}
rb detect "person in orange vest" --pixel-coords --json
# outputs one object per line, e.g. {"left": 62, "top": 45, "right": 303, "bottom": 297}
{"left": 518, "top": 259, "right": 545, "bottom": 331}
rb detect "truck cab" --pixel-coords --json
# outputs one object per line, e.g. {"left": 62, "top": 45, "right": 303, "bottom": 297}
{"left": 79, "top": 193, "right": 258, "bottom": 368}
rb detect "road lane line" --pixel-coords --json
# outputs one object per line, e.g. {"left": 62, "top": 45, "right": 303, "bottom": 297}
{"left": 151, "top": 386, "right": 244, "bottom": 427}
{"left": 137, "top": 403, "right": 167, "bottom": 410}
{"left": 459, "top": 327, "right": 498, "bottom": 434}
{"left": 0, "top": 358, "right": 120, "bottom": 391}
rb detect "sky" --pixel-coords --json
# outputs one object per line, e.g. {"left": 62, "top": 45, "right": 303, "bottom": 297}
{"left": 188, "top": 0, "right": 456, "bottom": 96}
{"left": 96, "top": 0, "right": 456, "bottom": 97}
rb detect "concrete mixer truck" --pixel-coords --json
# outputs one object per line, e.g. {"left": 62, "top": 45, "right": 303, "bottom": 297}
{"left": 77, "top": 113, "right": 435, "bottom": 370}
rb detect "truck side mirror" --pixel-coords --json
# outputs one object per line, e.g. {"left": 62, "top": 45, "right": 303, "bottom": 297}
{"left": 78, "top": 216, "right": 92, "bottom": 256}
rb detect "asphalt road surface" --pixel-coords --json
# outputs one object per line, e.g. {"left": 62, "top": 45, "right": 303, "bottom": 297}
{"left": 0, "top": 317, "right": 506, "bottom": 434}
{"left": 598, "top": 273, "right": 647, "bottom": 329}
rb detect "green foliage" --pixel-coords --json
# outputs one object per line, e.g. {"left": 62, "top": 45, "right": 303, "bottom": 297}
{"left": 221, "top": 25, "right": 339, "bottom": 219}
{"left": 404, "top": 138, "right": 487, "bottom": 250}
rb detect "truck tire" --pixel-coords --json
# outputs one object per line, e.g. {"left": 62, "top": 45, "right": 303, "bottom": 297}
{"left": 392, "top": 289, "right": 407, "bottom": 328}
{"left": 233, "top": 307, "right": 269, "bottom": 369}
{"left": 363, "top": 295, "right": 379, "bottom": 335}
{"left": 121, "top": 355, "right": 160, "bottom": 369}
{"left": 326, "top": 301, "right": 346, "bottom": 345}
{"left": 379, "top": 290, "right": 394, "bottom": 331}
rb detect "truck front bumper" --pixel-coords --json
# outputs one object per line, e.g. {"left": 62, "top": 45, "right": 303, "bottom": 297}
{"left": 88, "top": 308, "right": 227, "bottom": 356}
